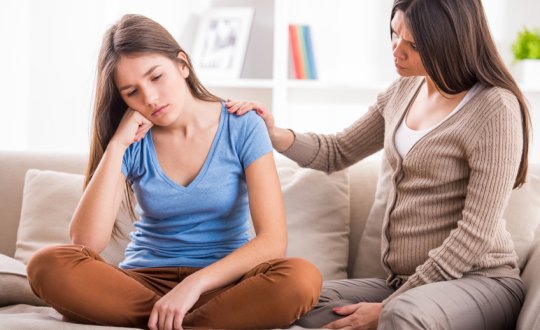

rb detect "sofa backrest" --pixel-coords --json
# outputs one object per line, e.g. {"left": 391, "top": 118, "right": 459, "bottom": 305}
{"left": 2, "top": 150, "right": 539, "bottom": 275}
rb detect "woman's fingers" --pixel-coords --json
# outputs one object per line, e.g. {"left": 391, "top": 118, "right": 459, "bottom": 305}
{"left": 226, "top": 100, "right": 268, "bottom": 116}
{"left": 226, "top": 101, "right": 248, "bottom": 114}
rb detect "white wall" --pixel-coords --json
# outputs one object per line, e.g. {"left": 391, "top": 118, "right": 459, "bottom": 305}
{"left": 1, "top": 0, "right": 29, "bottom": 150}
{"left": 1, "top": 0, "right": 209, "bottom": 152}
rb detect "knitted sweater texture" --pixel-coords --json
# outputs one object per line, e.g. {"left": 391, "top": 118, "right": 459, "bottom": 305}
{"left": 282, "top": 76, "right": 523, "bottom": 301}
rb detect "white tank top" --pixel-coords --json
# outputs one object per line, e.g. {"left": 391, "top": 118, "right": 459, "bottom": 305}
{"left": 394, "top": 83, "right": 483, "bottom": 158}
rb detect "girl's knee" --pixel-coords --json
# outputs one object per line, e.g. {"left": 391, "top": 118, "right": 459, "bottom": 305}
{"left": 27, "top": 244, "right": 85, "bottom": 286}
{"left": 276, "top": 258, "right": 323, "bottom": 305}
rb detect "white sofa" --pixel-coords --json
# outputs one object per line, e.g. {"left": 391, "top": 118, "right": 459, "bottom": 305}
{"left": 0, "top": 150, "right": 539, "bottom": 330}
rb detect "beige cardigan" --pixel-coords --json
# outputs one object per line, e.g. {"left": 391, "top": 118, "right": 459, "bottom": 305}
{"left": 282, "top": 76, "right": 523, "bottom": 301}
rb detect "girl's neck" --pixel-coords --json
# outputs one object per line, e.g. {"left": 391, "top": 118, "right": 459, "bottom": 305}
{"left": 155, "top": 98, "right": 220, "bottom": 138}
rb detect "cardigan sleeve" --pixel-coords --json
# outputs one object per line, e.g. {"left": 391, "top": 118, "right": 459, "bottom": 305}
{"left": 383, "top": 96, "right": 523, "bottom": 303}
{"left": 280, "top": 79, "right": 403, "bottom": 173}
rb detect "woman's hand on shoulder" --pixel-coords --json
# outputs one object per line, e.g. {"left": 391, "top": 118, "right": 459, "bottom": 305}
{"left": 226, "top": 99, "right": 275, "bottom": 135}
{"left": 110, "top": 108, "right": 153, "bottom": 149}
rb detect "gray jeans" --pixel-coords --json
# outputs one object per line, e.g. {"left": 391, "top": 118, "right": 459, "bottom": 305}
{"left": 296, "top": 276, "right": 524, "bottom": 330}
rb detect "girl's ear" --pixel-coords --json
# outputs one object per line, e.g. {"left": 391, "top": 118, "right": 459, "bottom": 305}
{"left": 176, "top": 52, "right": 190, "bottom": 78}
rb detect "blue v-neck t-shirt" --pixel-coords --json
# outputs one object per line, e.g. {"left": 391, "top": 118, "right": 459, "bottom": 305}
{"left": 118, "top": 104, "right": 272, "bottom": 269}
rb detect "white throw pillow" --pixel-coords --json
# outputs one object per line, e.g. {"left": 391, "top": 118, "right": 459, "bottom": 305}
{"left": 15, "top": 170, "right": 133, "bottom": 266}
{"left": 350, "top": 156, "right": 391, "bottom": 279}
{"left": 503, "top": 172, "right": 540, "bottom": 268}
{"left": 275, "top": 156, "right": 350, "bottom": 280}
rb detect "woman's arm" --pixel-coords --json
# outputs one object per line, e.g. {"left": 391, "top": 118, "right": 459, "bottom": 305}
{"left": 148, "top": 152, "right": 286, "bottom": 330}
{"left": 69, "top": 109, "right": 152, "bottom": 253}
{"left": 227, "top": 78, "right": 404, "bottom": 173}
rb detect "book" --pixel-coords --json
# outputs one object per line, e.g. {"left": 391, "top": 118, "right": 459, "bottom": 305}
{"left": 289, "top": 24, "right": 305, "bottom": 79}
{"left": 302, "top": 25, "right": 318, "bottom": 80}
{"left": 288, "top": 24, "right": 318, "bottom": 80}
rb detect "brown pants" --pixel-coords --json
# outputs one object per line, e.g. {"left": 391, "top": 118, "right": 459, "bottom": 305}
{"left": 27, "top": 244, "right": 322, "bottom": 329}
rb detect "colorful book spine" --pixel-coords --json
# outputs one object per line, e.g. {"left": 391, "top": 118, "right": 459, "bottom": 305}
{"left": 288, "top": 24, "right": 318, "bottom": 80}
{"left": 289, "top": 24, "right": 305, "bottom": 79}
{"left": 297, "top": 25, "right": 311, "bottom": 79}
{"left": 302, "top": 25, "right": 318, "bottom": 80}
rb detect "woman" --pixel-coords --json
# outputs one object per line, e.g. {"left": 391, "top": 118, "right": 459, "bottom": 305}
{"left": 26, "top": 14, "right": 322, "bottom": 330}
{"left": 228, "top": 0, "right": 530, "bottom": 328}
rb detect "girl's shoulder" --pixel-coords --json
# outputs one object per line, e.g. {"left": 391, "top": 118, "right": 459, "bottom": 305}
{"left": 225, "top": 108, "right": 267, "bottom": 136}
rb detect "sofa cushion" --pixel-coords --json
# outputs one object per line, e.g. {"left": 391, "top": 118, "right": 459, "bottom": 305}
{"left": 275, "top": 156, "right": 350, "bottom": 280}
{"left": 517, "top": 239, "right": 540, "bottom": 330}
{"left": 0, "top": 254, "right": 46, "bottom": 307}
{"left": 350, "top": 156, "right": 391, "bottom": 279}
{"left": 503, "top": 172, "right": 540, "bottom": 268}
{"left": 0, "top": 304, "right": 136, "bottom": 330}
{"left": 15, "top": 169, "right": 133, "bottom": 266}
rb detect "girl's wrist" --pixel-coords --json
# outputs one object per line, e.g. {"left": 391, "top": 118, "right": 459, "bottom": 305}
{"left": 183, "top": 272, "right": 210, "bottom": 294}
{"left": 107, "top": 138, "right": 129, "bottom": 154}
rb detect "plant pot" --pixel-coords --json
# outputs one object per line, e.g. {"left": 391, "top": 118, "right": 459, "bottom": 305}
{"left": 517, "top": 59, "right": 540, "bottom": 87}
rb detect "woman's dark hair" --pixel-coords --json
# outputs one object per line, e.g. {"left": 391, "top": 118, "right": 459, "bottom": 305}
{"left": 87, "top": 14, "right": 221, "bottom": 221}
{"left": 392, "top": 0, "right": 531, "bottom": 188}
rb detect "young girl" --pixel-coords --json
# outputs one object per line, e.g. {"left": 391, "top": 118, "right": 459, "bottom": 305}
{"left": 228, "top": 0, "right": 531, "bottom": 328}
{"left": 27, "top": 14, "right": 321, "bottom": 329}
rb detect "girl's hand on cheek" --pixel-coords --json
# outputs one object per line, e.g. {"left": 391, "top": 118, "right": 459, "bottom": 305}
{"left": 111, "top": 108, "right": 153, "bottom": 149}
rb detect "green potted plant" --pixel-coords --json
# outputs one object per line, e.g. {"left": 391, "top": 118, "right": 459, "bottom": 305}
{"left": 512, "top": 27, "right": 540, "bottom": 86}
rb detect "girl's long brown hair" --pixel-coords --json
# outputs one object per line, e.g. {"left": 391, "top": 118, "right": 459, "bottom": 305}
{"left": 392, "top": 0, "right": 531, "bottom": 188}
{"left": 87, "top": 14, "right": 221, "bottom": 221}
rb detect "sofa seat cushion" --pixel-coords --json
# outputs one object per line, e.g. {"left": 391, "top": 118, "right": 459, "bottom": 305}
{"left": 0, "top": 304, "right": 137, "bottom": 329}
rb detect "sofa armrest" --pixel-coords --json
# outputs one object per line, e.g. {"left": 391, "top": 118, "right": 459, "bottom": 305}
{"left": 517, "top": 239, "right": 540, "bottom": 330}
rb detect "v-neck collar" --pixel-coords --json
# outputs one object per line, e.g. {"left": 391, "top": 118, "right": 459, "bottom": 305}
{"left": 389, "top": 78, "right": 424, "bottom": 163}
{"left": 147, "top": 102, "right": 225, "bottom": 192}
{"left": 390, "top": 78, "right": 483, "bottom": 163}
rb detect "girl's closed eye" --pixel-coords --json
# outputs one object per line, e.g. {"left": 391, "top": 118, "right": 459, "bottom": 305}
{"left": 152, "top": 74, "right": 162, "bottom": 81}
{"left": 127, "top": 89, "right": 137, "bottom": 97}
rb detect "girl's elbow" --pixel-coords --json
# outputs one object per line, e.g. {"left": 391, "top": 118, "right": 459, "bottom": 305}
{"left": 70, "top": 231, "right": 107, "bottom": 253}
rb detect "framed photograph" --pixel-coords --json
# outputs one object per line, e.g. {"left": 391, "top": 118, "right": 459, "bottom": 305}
{"left": 192, "top": 7, "right": 254, "bottom": 79}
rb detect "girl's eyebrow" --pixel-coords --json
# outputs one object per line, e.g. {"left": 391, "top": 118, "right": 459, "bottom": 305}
{"left": 119, "top": 65, "right": 160, "bottom": 91}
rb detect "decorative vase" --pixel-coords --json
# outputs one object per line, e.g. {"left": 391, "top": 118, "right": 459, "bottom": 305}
{"left": 517, "top": 59, "right": 540, "bottom": 87}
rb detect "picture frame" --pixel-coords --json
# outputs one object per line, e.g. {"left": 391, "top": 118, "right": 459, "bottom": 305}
{"left": 192, "top": 7, "right": 254, "bottom": 79}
